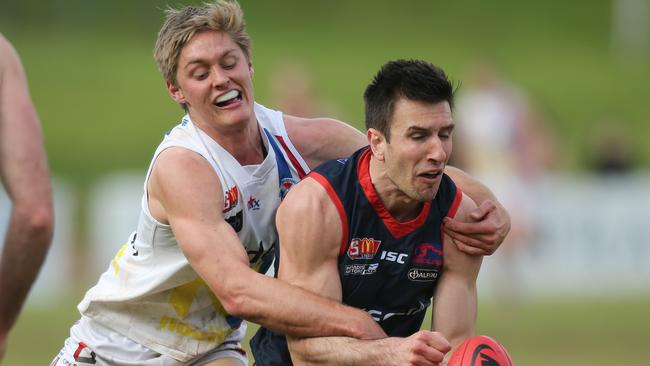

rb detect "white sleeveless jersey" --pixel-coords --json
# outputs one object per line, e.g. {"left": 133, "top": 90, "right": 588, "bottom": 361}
{"left": 78, "top": 103, "right": 310, "bottom": 362}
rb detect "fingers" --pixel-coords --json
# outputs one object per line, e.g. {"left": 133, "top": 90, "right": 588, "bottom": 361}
{"left": 443, "top": 226, "right": 497, "bottom": 256}
{"left": 443, "top": 216, "right": 498, "bottom": 236}
{"left": 426, "top": 331, "right": 451, "bottom": 354}
{"left": 443, "top": 198, "right": 506, "bottom": 256}
{"left": 453, "top": 239, "right": 493, "bottom": 256}
{"left": 469, "top": 200, "right": 496, "bottom": 221}
{"left": 407, "top": 331, "right": 451, "bottom": 366}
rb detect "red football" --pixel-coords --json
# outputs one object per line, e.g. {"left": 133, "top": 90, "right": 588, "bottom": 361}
{"left": 448, "top": 335, "right": 515, "bottom": 366}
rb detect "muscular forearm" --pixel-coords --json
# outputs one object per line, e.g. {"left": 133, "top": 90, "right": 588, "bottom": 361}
{"left": 288, "top": 336, "right": 395, "bottom": 366}
{"left": 432, "top": 274, "right": 478, "bottom": 351}
{"left": 0, "top": 204, "right": 53, "bottom": 333}
{"left": 221, "top": 271, "right": 385, "bottom": 340}
{"left": 289, "top": 330, "right": 450, "bottom": 366}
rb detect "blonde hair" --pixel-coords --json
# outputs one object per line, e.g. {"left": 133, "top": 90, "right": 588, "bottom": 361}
{"left": 154, "top": 0, "right": 251, "bottom": 86}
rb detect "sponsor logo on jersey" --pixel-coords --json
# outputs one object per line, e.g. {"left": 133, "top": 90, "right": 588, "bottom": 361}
{"left": 72, "top": 342, "right": 97, "bottom": 364}
{"left": 344, "top": 263, "right": 379, "bottom": 276}
{"left": 279, "top": 177, "right": 297, "bottom": 200}
{"left": 407, "top": 268, "right": 440, "bottom": 282}
{"left": 366, "top": 299, "right": 430, "bottom": 322}
{"left": 226, "top": 210, "right": 243, "bottom": 232}
{"left": 347, "top": 238, "right": 382, "bottom": 260}
{"left": 336, "top": 158, "right": 349, "bottom": 164}
{"left": 380, "top": 250, "right": 409, "bottom": 264}
{"left": 129, "top": 231, "right": 138, "bottom": 256}
{"left": 412, "top": 242, "right": 443, "bottom": 266}
{"left": 247, "top": 195, "right": 260, "bottom": 210}
{"left": 223, "top": 186, "right": 239, "bottom": 213}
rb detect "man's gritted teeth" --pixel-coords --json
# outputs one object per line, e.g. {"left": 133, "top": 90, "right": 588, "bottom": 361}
{"left": 213, "top": 90, "right": 242, "bottom": 108}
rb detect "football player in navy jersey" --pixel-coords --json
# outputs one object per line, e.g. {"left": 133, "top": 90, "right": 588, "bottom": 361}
{"left": 252, "top": 60, "right": 483, "bottom": 366}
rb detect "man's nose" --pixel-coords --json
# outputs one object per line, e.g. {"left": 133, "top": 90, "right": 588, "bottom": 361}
{"left": 211, "top": 67, "right": 230, "bottom": 88}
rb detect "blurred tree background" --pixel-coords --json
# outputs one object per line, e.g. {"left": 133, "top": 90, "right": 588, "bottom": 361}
{"left": 1, "top": 0, "right": 649, "bottom": 365}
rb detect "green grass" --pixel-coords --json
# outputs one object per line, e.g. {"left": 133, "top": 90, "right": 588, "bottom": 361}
{"left": 4, "top": 297, "right": 649, "bottom": 365}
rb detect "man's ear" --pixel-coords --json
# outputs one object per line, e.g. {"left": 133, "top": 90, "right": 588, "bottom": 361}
{"left": 166, "top": 80, "right": 186, "bottom": 104}
{"left": 249, "top": 61, "right": 254, "bottom": 78}
{"left": 368, "top": 128, "right": 386, "bottom": 161}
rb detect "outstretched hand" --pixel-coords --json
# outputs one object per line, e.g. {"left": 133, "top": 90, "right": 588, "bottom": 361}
{"left": 443, "top": 200, "right": 511, "bottom": 256}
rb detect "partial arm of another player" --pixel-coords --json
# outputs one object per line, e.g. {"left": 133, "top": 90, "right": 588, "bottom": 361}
{"left": 284, "top": 115, "right": 510, "bottom": 255}
{"left": 282, "top": 178, "right": 449, "bottom": 366}
{"left": 148, "top": 148, "right": 384, "bottom": 340}
{"left": 432, "top": 193, "right": 483, "bottom": 364}
{"left": 442, "top": 166, "right": 511, "bottom": 255}
{"left": 0, "top": 34, "right": 54, "bottom": 359}
{"left": 283, "top": 115, "right": 366, "bottom": 169}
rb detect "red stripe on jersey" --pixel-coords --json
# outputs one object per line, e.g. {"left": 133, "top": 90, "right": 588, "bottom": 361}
{"left": 275, "top": 135, "right": 307, "bottom": 179}
{"left": 309, "top": 173, "right": 349, "bottom": 255}
{"left": 447, "top": 187, "right": 463, "bottom": 219}
{"left": 356, "top": 148, "right": 431, "bottom": 239}
{"left": 73, "top": 342, "right": 88, "bottom": 361}
{"left": 440, "top": 187, "right": 463, "bottom": 246}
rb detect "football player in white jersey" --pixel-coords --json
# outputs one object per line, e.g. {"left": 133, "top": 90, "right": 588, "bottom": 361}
{"left": 52, "top": 1, "right": 509, "bottom": 365}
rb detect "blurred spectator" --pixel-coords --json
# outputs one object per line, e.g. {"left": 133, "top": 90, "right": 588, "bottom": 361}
{"left": 268, "top": 59, "right": 342, "bottom": 118}
{"left": 589, "top": 121, "right": 636, "bottom": 175}
{"left": 454, "top": 62, "right": 555, "bottom": 302}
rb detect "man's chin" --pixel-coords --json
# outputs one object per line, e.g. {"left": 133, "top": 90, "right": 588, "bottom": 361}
{"left": 419, "top": 187, "right": 440, "bottom": 201}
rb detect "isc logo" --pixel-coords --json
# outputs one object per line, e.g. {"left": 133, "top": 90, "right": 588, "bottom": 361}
{"left": 380, "top": 250, "right": 408, "bottom": 264}
{"left": 347, "top": 238, "right": 382, "bottom": 260}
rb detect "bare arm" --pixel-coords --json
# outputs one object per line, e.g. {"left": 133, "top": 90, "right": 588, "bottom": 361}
{"left": 443, "top": 166, "right": 511, "bottom": 255}
{"left": 433, "top": 193, "right": 483, "bottom": 364}
{"left": 282, "top": 179, "right": 448, "bottom": 366}
{"left": 0, "top": 35, "right": 54, "bottom": 359}
{"left": 284, "top": 115, "right": 366, "bottom": 169}
{"left": 148, "top": 148, "right": 384, "bottom": 340}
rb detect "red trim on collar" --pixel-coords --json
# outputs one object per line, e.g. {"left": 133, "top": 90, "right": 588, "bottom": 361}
{"left": 357, "top": 148, "right": 431, "bottom": 239}
{"left": 309, "top": 173, "right": 349, "bottom": 255}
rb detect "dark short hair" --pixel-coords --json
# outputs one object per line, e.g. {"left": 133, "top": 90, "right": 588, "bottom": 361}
{"left": 364, "top": 59, "right": 455, "bottom": 142}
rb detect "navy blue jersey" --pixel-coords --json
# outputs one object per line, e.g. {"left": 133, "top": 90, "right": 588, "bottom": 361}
{"left": 251, "top": 147, "right": 462, "bottom": 366}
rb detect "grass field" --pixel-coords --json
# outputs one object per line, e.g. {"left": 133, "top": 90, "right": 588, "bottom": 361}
{"left": 4, "top": 297, "right": 649, "bottom": 365}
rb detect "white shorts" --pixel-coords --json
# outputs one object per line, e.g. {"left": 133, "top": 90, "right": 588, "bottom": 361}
{"left": 50, "top": 316, "right": 248, "bottom": 366}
